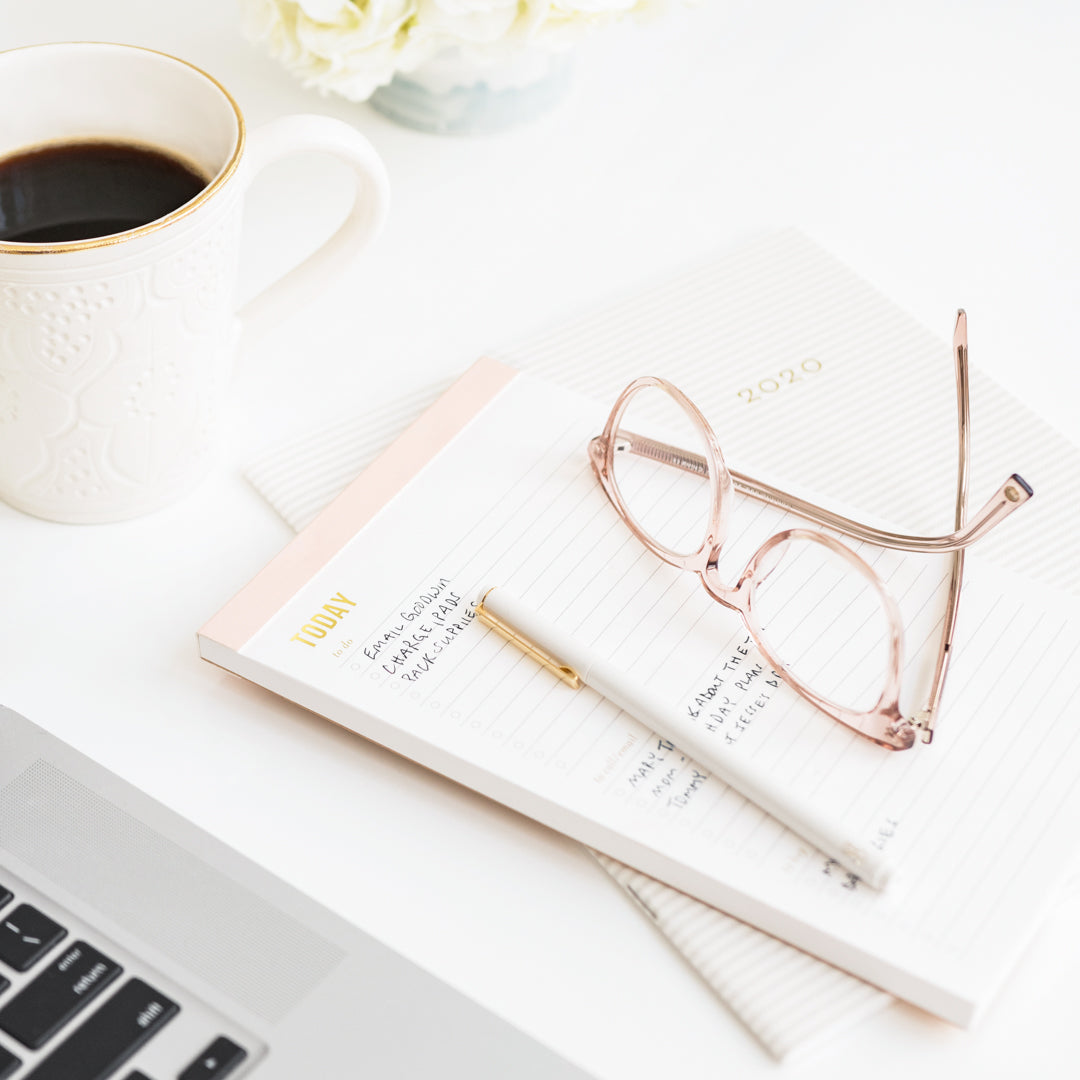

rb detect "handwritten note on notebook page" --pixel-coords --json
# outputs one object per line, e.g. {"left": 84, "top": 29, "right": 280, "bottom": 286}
{"left": 200, "top": 363, "right": 1080, "bottom": 1027}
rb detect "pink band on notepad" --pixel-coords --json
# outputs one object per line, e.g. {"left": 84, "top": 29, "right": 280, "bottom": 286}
{"left": 199, "top": 357, "right": 518, "bottom": 652}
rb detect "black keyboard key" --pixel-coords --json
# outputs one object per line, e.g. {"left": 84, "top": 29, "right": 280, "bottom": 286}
{"left": 0, "top": 904, "right": 67, "bottom": 972}
{"left": 0, "top": 886, "right": 11, "bottom": 910}
{"left": 0, "top": 1044, "right": 20, "bottom": 1080}
{"left": 179, "top": 1036, "right": 247, "bottom": 1079}
{"left": 25, "top": 978, "right": 179, "bottom": 1080}
{"left": 0, "top": 940, "right": 123, "bottom": 1049}
{"left": 125, "top": 1073, "right": 154, "bottom": 1080}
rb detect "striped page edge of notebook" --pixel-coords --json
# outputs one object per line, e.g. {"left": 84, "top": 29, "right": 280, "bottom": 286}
{"left": 591, "top": 854, "right": 892, "bottom": 1061}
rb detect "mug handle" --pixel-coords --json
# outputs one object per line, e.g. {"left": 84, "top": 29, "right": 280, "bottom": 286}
{"left": 235, "top": 114, "right": 390, "bottom": 343}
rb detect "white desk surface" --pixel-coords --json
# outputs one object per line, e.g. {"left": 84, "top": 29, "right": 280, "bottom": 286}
{"left": 2, "top": 2, "right": 1078, "bottom": 1077}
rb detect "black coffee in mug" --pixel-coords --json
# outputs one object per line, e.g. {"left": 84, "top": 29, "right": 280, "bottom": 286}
{"left": 0, "top": 140, "right": 208, "bottom": 244}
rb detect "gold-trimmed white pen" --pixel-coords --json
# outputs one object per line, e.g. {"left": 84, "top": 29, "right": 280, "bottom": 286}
{"left": 476, "top": 586, "right": 892, "bottom": 889}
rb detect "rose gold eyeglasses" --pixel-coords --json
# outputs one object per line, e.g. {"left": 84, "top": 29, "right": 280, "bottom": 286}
{"left": 587, "top": 311, "right": 1033, "bottom": 751}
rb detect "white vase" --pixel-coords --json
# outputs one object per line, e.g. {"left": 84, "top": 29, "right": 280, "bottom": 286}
{"left": 369, "top": 45, "right": 573, "bottom": 135}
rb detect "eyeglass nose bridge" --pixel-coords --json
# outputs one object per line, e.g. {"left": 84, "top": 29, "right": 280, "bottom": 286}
{"left": 587, "top": 434, "right": 607, "bottom": 479}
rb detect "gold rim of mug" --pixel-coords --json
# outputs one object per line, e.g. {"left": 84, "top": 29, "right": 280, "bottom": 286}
{"left": 0, "top": 41, "right": 246, "bottom": 256}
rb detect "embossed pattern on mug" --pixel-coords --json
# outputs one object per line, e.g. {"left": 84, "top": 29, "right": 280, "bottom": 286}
{"left": 0, "top": 205, "right": 242, "bottom": 517}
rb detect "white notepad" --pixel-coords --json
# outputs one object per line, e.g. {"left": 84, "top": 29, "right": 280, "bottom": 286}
{"left": 204, "top": 353, "right": 1080, "bottom": 1029}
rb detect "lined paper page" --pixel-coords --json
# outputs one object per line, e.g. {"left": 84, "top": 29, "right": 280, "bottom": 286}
{"left": 236, "top": 373, "right": 1080, "bottom": 1026}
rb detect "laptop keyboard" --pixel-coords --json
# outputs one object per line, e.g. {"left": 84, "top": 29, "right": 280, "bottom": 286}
{"left": 0, "top": 881, "right": 250, "bottom": 1080}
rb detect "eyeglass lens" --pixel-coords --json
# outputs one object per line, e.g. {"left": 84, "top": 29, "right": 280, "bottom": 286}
{"left": 747, "top": 535, "right": 895, "bottom": 715}
{"left": 611, "top": 383, "right": 713, "bottom": 558}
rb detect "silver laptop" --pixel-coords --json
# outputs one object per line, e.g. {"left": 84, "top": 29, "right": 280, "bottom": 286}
{"left": 0, "top": 705, "right": 590, "bottom": 1080}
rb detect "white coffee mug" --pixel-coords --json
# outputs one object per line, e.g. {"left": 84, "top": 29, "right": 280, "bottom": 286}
{"left": 0, "top": 42, "right": 390, "bottom": 523}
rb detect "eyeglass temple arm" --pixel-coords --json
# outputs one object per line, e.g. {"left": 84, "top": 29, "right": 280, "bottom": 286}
{"left": 915, "top": 310, "right": 972, "bottom": 742}
{"left": 728, "top": 470, "right": 1027, "bottom": 553}
{"left": 613, "top": 426, "right": 1031, "bottom": 555}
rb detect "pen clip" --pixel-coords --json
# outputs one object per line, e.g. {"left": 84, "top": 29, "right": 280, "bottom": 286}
{"left": 475, "top": 589, "right": 583, "bottom": 690}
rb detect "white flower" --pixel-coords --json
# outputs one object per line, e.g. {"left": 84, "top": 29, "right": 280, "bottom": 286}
{"left": 241, "top": 0, "right": 666, "bottom": 101}
{"left": 414, "top": 0, "right": 521, "bottom": 47}
{"left": 243, "top": 0, "right": 420, "bottom": 100}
